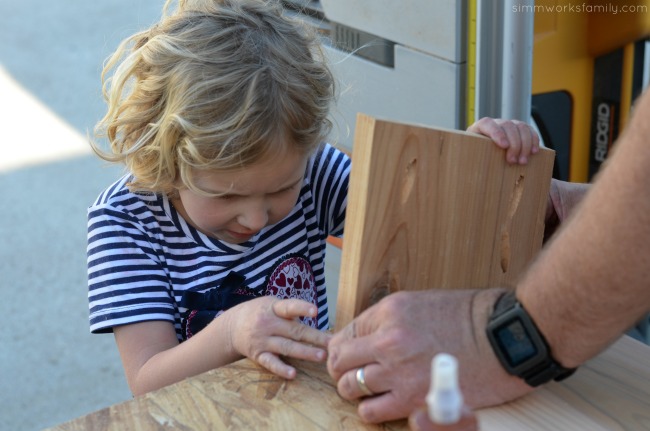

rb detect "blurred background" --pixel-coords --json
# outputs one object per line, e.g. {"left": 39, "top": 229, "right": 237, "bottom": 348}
{"left": 0, "top": 2, "right": 163, "bottom": 429}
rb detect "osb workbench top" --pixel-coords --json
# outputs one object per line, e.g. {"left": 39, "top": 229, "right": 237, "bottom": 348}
{"left": 48, "top": 336, "right": 650, "bottom": 430}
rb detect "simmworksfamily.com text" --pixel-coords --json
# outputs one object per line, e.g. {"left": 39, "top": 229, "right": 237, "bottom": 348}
{"left": 512, "top": 3, "right": 648, "bottom": 14}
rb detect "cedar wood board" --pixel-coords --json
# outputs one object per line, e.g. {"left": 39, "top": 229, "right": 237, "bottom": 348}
{"left": 335, "top": 113, "right": 555, "bottom": 331}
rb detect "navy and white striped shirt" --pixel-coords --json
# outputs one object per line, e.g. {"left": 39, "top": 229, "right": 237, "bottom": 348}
{"left": 87, "top": 143, "right": 350, "bottom": 340}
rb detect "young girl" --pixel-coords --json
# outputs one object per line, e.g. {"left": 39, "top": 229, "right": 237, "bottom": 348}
{"left": 87, "top": 0, "right": 539, "bottom": 396}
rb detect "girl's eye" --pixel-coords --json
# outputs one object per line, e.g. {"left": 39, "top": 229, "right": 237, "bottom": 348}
{"left": 214, "top": 184, "right": 298, "bottom": 200}
{"left": 275, "top": 184, "right": 298, "bottom": 195}
{"left": 217, "top": 194, "right": 237, "bottom": 201}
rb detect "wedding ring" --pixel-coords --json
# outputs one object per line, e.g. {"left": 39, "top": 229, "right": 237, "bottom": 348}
{"left": 355, "top": 367, "right": 374, "bottom": 397}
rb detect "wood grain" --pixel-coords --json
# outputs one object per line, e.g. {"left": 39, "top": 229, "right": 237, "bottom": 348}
{"left": 48, "top": 358, "right": 407, "bottom": 431}
{"left": 335, "top": 114, "right": 555, "bottom": 330}
{"left": 47, "top": 336, "right": 650, "bottom": 430}
{"left": 477, "top": 336, "right": 650, "bottom": 430}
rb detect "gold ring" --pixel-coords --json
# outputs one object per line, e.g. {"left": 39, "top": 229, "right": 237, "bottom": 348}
{"left": 355, "top": 367, "right": 374, "bottom": 397}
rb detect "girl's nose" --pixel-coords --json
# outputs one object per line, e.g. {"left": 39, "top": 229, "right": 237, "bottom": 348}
{"left": 237, "top": 201, "right": 269, "bottom": 232}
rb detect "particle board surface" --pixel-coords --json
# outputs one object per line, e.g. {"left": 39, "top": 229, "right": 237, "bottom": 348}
{"left": 46, "top": 336, "right": 650, "bottom": 430}
{"left": 47, "top": 358, "right": 407, "bottom": 431}
{"left": 335, "top": 114, "right": 555, "bottom": 330}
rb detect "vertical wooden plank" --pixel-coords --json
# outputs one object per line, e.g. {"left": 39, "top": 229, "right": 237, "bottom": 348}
{"left": 335, "top": 114, "right": 555, "bottom": 331}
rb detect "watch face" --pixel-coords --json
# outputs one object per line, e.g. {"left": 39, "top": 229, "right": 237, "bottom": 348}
{"left": 495, "top": 318, "right": 539, "bottom": 368}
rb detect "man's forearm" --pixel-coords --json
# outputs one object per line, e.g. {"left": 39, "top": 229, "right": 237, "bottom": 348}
{"left": 518, "top": 91, "right": 650, "bottom": 368}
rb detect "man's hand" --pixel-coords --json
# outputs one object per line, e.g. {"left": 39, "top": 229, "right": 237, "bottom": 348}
{"left": 327, "top": 289, "right": 532, "bottom": 423}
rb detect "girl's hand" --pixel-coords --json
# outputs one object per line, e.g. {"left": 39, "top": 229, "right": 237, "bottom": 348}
{"left": 225, "top": 297, "right": 331, "bottom": 379}
{"left": 467, "top": 117, "right": 540, "bottom": 165}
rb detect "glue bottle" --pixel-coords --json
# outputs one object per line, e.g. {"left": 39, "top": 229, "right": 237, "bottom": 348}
{"left": 426, "top": 353, "right": 463, "bottom": 424}
{"left": 408, "top": 353, "right": 478, "bottom": 430}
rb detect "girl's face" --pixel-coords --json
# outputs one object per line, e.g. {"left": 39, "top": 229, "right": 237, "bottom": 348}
{"left": 172, "top": 149, "right": 308, "bottom": 244}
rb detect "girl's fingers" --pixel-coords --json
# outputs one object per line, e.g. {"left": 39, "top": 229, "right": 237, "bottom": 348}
{"left": 467, "top": 118, "right": 509, "bottom": 149}
{"left": 254, "top": 336, "right": 327, "bottom": 379}
{"left": 500, "top": 119, "right": 541, "bottom": 164}
{"left": 244, "top": 299, "right": 332, "bottom": 374}
{"left": 256, "top": 351, "right": 297, "bottom": 379}
{"left": 498, "top": 120, "right": 523, "bottom": 164}
{"left": 468, "top": 117, "right": 541, "bottom": 165}
{"left": 527, "top": 122, "right": 541, "bottom": 153}
{"left": 513, "top": 120, "right": 539, "bottom": 163}
{"left": 270, "top": 299, "right": 331, "bottom": 346}
{"left": 272, "top": 298, "right": 317, "bottom": 319}
{"left": 516, "top": 122, "right": 533, "bottom": 163}
{"left": 264, "top": 335, "right": 327, "bottom": 362}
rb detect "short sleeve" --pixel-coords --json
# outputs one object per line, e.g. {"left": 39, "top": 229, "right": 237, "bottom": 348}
{"left": 87, "top": 204, "right": 175, "bottom": 333}
{"left": 308, "top": 144, "right": 350, "bottom": 238}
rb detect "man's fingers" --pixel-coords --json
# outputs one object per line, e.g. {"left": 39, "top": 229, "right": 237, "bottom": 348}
{"left": 356, "top": 390, "right": 414, "bottom": 424}
{"left": 327, "top": 333, "right": 377, "bottom": 380}
{"left": 336, "top": 362, "right": 386, "bottom": 400}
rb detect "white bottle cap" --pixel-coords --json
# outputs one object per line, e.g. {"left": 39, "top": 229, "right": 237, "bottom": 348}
{"left": 426, "top": 353, "right": 463, "bottom": 425}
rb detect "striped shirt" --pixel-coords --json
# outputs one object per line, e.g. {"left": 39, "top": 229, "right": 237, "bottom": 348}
{"left": 87, "top": 143, "right": 350, "bottom": 340}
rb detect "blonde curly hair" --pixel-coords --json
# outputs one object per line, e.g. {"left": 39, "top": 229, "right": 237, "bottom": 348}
{"left": 92, "top": 0, "right": 335, "bottom": 196}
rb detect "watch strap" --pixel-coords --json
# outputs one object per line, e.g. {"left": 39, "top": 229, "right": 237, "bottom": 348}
{"left": 490, "top": 291, "right": 576, "bottom": 387}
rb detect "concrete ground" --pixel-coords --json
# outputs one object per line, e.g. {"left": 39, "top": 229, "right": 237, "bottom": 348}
{"left": 0, "top": 2, "right": 166, "bottom": 430}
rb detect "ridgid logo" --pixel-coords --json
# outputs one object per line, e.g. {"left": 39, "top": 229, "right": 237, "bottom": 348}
{"left": 594, "top": 102, "right": 613, "bottom": 162}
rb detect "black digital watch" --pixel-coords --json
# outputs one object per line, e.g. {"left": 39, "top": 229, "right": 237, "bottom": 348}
{"left": 486, "top": 291, "right": 576, "bottom": 387}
